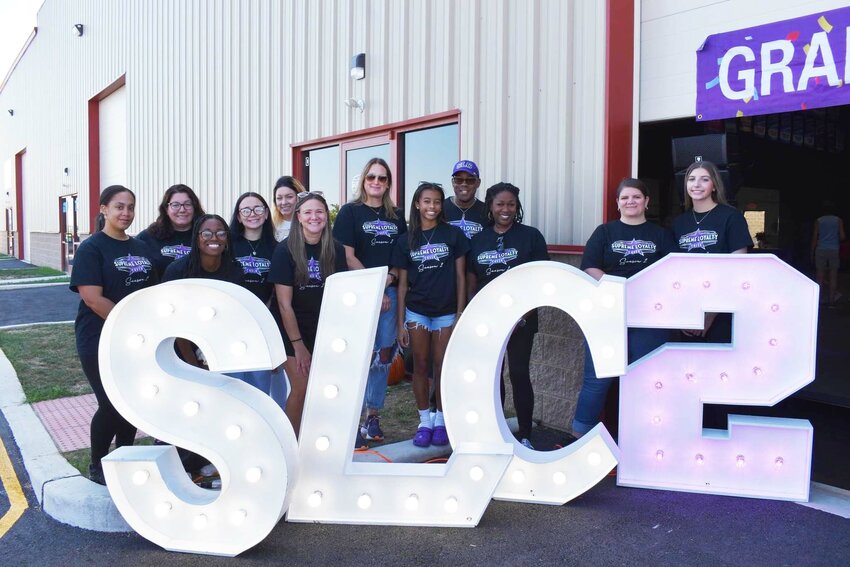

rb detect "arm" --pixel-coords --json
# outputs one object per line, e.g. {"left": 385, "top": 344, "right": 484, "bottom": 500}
{"left": 343, "top": 245, "right": 366, "bottom": 270}
{"left": 77, "top": 286, "right": 116, "bottom": 320}
{"left": 455, "top": 256, "right": 467, "bottom": 318}
{"left": 467, "top": 270, "right": 479, "bottom": 299}
{"left": 396, "top": 269, "right": 409, "bottom": 348}
{"left": 731, "top": 248, "right": 748, "bottom": 254}
{"left": 840, "top": 219, "right": 846, "bottom": 242}
{"left": 275, "top": 283, "right": 311, "bottom": 377}
{"left": 584, "top": 268, "right": 605, "bottom": 281}
{"left": 811, "top": 222, "right": 820, "bottom": 257}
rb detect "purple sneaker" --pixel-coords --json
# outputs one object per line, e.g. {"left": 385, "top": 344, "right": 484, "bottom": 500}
{"left": 413, "top": 427, "right": 433, "bottom": 447}
{"left": 431, "top": 425, "right": 449, "bottom": 446}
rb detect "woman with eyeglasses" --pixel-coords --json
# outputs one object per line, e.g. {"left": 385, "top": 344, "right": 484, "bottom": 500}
{"left": 467, "top": 182, "right": 549, "bottom": 449}
{"left": 270, "top": 192, "right": 347, "bottom": 436}
{"left": 138, "top": 184, "right": 206, "bottom": 276}
{"left": 333, "top": 157, "right": 406, "bottom": 446}
{"left": 572, "top": 178, "right": 675, "bottom": 438}
{"left": 70, "top": 185, "right": 159, "bottom": 484}
{"left": 393, "top": 182, "right": 468, "bottom": 447}
{"left": 271, "top": 175, "right": 306, "bottom": 241}
{"left": 163, "top": 215, "right": 245, "bottom": 367}
{"left": 228, "top": 192, "right": 287, "bottom": 407}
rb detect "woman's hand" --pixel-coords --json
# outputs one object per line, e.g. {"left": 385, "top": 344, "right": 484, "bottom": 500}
{"left": 381, "top": 292, "right": 391, "bottom": 312}
{"left": 398, "top": 325, "right": 410, "bottom": 348}
{"left": 294, "top": 341, "right": 312, "bottom": 378}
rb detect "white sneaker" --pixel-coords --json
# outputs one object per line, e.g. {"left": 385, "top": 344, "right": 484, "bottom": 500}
{"left": 520, "top": 438, "right": 534, "bottom": 450}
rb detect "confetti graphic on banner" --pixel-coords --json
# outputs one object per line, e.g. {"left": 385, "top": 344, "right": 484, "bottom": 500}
{"left": 697, "top": 6, "right": 850, "bottom": 120}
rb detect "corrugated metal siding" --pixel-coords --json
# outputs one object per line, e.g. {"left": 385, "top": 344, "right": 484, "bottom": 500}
{"left": 0, "top": 0, "right": 608, "bottom": 248}
{"left": 640, "top": 0, "right": 850, "bottom": 123}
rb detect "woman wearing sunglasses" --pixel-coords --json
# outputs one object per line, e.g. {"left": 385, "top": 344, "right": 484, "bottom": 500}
{"left": 138, "top": 184, "right": 206, "bottom": 276}
{"left": 332, "top": 157, "right": 407, "bottom": 446}
{"left": 270, "top": 192, "right": 347, "bottom": 436}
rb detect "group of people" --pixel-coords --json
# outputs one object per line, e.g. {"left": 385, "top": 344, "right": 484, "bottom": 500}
{"left": 70, "top": 156, "right": 752, "bottom": 485}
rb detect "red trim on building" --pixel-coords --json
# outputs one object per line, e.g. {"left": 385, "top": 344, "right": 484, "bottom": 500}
{"left": 87, "top": 75, "right": 126, "bottom": 229}
{"left": 603, "top": 0, "right": 635, "bottom": 223}
{"left": 14, "top": 150, "right": 25, "bottom": 259}
{"left": 547, "top": 244, "right": 584, "bottom": 255}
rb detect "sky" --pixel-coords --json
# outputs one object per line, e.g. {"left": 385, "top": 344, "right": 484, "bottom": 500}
{"left": 0, "top": 0, "right": 42, "bottom": 81}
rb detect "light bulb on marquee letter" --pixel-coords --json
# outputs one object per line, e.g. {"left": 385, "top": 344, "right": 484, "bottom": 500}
{"left": 443, "top": 262, "right": 623, "bottom": 505}
{"left": 99, "top": 279, "right": 299, "bottom": 556}
{"left": 618, "top": 254, "right": 815, "bottom": 501}
{"left": 287, "top": 268, "right": 513, "bottom": 527}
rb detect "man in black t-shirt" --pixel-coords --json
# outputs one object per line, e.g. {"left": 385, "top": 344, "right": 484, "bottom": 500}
{"left": 444, "top": 160, "right": 487, "bottom": 240}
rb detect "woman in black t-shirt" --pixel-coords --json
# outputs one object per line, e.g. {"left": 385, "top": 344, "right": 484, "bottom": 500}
{"left": 70, "top": 185, "right": 159, "bottom": 485}
{"left": 332, "top": 158, "right": 406, "bottom": 445}
{"left": 467, "top": 183, "right": 549, "bottom": 449}
{"left": 137, "top": 184, "right": 206, "bottom": 276}
{"left": 228, "top": 192, "right": 287, "bottom": 408}
{"left": 164, "top": 214, "right": 245, "bottom": 365}
{"left": 671, "top": 161, "right": 752, "bottom": 342}
{"left": 393, "top": 182, "right": 468, "bottom": 448}
{"left": 573, "top": 178, "right": 674, "bottom": 437}
{"left": 270, "top": 192, "right": 347, "bottom": 436}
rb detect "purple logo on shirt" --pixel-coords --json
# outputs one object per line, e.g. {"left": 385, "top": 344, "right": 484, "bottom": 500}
{"left": 161, "top": 244, "right": 191, "bottom": 259}
{"left": 114, "top": 255, "right": 153, "bottom": 274}
{"left": 449, "top": 219, "right": 483, "bottom": 239}
{"left": 476, "top": 248, "right": 519, "bottom": 275}
{"left": 678, "top": 229, "right": 718, "bottom": 251}
{"left": 612, "top": 239, "right": 656, "bottom": 257}
{"left": 362, "top": 220, "right": 398, "bottom": 245}
{"left": 307, "top": 257, "right": 321, "bottom": 282}
{"left": 236, "top": 255, "right": 270, "bottom": 276}
{"left": 410, "top": 243, "right": 451, "bottom": 272}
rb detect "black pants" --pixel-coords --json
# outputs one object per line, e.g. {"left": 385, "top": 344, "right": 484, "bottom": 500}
{"left": 79, "top": 350, "right": 136, "bottom": 468}
{"left": 500, "top": 310, "right": 538, "bottom": 440}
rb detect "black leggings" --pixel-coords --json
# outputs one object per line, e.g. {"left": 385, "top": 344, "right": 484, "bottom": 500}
{"left": 79, "top": 350, "right": 136, "bottom": 467}
{"left": 500, "top": 311, "right": 538, "bottom": 440}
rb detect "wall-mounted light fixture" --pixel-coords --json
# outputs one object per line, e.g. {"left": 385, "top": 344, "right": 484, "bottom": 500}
{"left": 343, "top": 98, "right": 365, "bottom": 113}
{"left": 350, "top": 53, "right": 366, "bottom": 80}
{"left": 64, "top": 167, "right": 70, "bottom": 176}
{"left": 7, "top": 109, "right": 13, "bottom": 116}
{"left": 74, "top": 24, "right": 84, "bottom": 37}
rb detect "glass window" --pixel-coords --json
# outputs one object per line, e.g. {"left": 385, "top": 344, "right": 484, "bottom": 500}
{"left": 305, "top": 145, "right": 340, "bottom": 209}
{"left": 402, "top": 124, "right": 459, "bottom": 214}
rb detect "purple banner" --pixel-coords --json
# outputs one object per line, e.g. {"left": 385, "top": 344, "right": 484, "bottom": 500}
{"left": 696, "top": 7, "right": 850, "bottom": 121}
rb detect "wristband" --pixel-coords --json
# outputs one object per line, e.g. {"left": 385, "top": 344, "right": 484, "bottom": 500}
{"left": 291, "top": 338, "right": 303, "bottom": 343}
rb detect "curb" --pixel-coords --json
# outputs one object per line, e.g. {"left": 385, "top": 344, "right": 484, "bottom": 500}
{"left": 0, "top": 347, "right": 131, "bottom": 532}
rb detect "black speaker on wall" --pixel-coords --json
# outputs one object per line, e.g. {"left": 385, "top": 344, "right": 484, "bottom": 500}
{"left": 671, "top": 133, "right": 735, "bottom": 170}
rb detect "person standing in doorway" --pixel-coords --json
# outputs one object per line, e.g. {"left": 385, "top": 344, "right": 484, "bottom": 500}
{"left": 811, "top": 200, "right": 845, "bottom": 305}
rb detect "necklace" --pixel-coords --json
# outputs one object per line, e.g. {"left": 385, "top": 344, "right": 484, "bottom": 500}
{"left": 366, "top": 204, "right": 383, "bottom": 217}
{"left": 421, "top": 226, "right": 437, "bottom": 247}
{"left": 246, "top": 239, "right": 260, "bottom": 256}
{"left": 692, "top": 206, "right": 717, "bottom": 226}
{"left": 453, "top": 198, "right": 476, "bottom": 219}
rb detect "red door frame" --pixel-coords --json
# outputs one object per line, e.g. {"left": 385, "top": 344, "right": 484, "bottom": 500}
{"left": 87, "top": 75, "right": 126, "bottom": 231}
{"left": 14, "top": 149, "right": 25, "bottom": 259}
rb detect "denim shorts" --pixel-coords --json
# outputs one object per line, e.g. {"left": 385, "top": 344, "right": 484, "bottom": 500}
{"left": 405, "top": 308, "right": 456, "bottom": 332}
{"left": 374, "top": 286, "right": 399, "bottom": 350}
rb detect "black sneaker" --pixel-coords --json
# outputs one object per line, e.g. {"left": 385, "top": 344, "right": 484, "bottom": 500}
{"left": 361, "top": 415, "right": 385, "bottom": 442}
{"left": 88, "top": 463, "right": 106, "bottom": 485}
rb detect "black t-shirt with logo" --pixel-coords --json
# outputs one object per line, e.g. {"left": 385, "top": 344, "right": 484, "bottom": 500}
{"left": 467, "top": 223, "right": 549, "bottom": 289}
{"left": 137, "top": 228, "right": 193, "bottom": 276}
{"left": 672, "top": 204, "right": 753, "bottom": 254}
{"left": 70, "top": 232, "right": 159, "bottom": 354}
{"left": 332, "top": 202, "right": 407, "bottom": 268}
{"left": 232, "top": 235, "right": 276, "bottom": 304}
{"left": 581, "top": 220, "right": 675, "bottom": 278}
{"left": 392, "top": 224, "right": 469, "bottom": 316}
{"left": 443, "top": 198, "right": 487, "bottom": 240}
{"left": 268, "top": 240, "right": 348, "bottom": 335}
